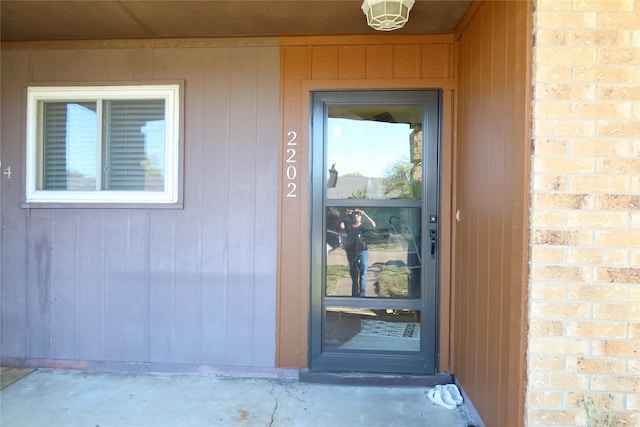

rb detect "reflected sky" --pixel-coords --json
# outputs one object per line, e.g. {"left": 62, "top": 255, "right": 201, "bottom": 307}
{"left": 66, "top": 103, "right": 97, "bottom": 179}
{"left": 327, "top": 118, "right": 413, "bottom": 178}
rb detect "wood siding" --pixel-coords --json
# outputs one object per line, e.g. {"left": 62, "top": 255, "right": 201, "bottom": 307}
{"left": 453, "top": 2, "right": 531, "bottom": 426}
{"left": 277, "top": 35, "right": 455, "bottom": 368}
{"left": 0, "top": 41, "right": 281, "bottom": 372}
{"left": 1, "top": 20, "right": 535, "bottom": 424}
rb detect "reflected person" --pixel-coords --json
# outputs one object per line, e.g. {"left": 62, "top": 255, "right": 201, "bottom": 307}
{"left": 340, "top": 209, "right": 376, "bottom": 297}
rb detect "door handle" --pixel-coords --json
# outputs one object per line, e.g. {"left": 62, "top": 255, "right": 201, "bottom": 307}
{"left": 429, "top": 229, "right": 437, "bottom": 259}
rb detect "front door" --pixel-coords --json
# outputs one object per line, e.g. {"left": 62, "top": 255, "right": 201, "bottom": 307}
{"left": 310, "top": 90, "right": 441, "bottom": 374}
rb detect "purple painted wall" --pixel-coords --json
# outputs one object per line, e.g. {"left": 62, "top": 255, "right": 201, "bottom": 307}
{"left": 1, "top": 41, "right": 280, "bottom": 373}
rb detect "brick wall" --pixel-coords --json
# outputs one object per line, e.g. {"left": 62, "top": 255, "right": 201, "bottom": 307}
{"left": 529, "top": 0, "right": 640, "bottom": 425}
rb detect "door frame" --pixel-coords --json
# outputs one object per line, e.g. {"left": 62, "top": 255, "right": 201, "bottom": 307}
{"left": 276, "top": 78, "right": 454, "bottom": 373}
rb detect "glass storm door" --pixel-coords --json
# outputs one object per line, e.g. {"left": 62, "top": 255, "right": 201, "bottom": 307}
{"left": 310, "top": 90, "right": 441, "bottom": 374}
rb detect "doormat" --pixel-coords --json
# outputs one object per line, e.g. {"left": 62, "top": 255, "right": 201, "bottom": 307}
{"left": 1, "top": 367, "right": 35, "bottom": 390}
{"left": 360, "top": 320, "right": 420, "bottom": 339}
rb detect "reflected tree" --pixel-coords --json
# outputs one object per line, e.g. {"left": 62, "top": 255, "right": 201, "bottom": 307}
{"left": 381, "top": 157, "right": 421, "bottom": 199}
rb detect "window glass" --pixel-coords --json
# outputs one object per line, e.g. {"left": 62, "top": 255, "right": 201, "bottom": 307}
{"left": 326, "top": 105, "right": 423, "bottom": 200}
{"left": 324, "top": 307, "right": 421, "bottom": 352}
{"left": 325, "top": 206, "right": 422, "bottom": 299}
{"left": 104, "top": 100, "right": 165, "bottom": 191}
{"left": 42, "top": 102, "right": 97, "bottom": 191}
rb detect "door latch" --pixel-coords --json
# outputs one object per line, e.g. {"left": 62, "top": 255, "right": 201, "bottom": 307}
{"left": 429, "top": 229, "right": 437, "bottom": 259}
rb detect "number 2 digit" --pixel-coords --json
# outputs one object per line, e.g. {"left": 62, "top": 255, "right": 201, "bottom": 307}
{"left": 287, "top": 131, "right": 297, "bottom": 146}
{"left": 286, "top": 182, "right": 297, "bottom": 197}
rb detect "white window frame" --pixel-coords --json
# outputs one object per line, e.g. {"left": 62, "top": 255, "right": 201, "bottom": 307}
{"left": 26, "top": 84, "right": 180, "bottom": 205}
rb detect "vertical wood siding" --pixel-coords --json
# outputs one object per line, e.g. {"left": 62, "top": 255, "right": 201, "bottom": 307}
{"left": 0, "top": 43, "right": 280, "bottom": 372}
{"left": 277, "top": 35, "right": 455, "bottom": 368}
{"left": 453, "top": 2, "right": 531, "bottom": 426}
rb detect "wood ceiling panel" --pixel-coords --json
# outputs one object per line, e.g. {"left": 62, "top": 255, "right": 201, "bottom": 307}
{"left": 1, "top": 1, "right": 471, "bottom": 42}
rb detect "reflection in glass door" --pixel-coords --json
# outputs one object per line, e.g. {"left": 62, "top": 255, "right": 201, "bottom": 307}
{"left": 310, "top": 90, "right": 441, "bottom": 374}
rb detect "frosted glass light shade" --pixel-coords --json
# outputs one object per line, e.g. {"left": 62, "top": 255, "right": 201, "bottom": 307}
{"left": 361, "top": 0, "right": 415, "bottom": 31}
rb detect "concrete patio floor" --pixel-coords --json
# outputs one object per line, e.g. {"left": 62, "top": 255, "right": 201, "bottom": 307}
{"left": 0, "top": 368, "right": 477, "bottom": 426}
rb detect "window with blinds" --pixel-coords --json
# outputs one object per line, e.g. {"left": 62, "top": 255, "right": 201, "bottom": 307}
{"left": 26, "top": 85, "right": 180, "bottom": 204}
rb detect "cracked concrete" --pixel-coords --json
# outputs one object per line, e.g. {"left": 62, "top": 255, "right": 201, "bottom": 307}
{"left": 0, "top": 369, "right": 475, "bottom": 426}
{"left": 269, "top": 381, "right": 279, "bottom": 427}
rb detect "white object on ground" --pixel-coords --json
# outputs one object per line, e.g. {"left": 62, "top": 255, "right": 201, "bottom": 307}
{"left": 428, "top": 386, "right": 457, "bottom": 410}
{"left": 444, "top": 384, "right": 463, "bottom": 405}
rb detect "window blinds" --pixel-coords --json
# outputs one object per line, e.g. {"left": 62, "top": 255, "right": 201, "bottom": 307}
{"left": 105, "top": 100, "right": 165, "bottom": 191}
{"left": 41, "top": 99, "right": 165, "bottom": 192}
{"left": 42, "top": 102, "right": 97, "bottom": 190}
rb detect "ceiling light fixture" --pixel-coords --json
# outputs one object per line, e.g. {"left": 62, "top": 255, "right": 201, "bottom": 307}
{"left": 361, "top": 0, "right": 415, "bottom": 31}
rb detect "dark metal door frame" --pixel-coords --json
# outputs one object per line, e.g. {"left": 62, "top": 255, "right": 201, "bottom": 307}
{"left": 309, "top": 89, "right": 442, "bottom": 374}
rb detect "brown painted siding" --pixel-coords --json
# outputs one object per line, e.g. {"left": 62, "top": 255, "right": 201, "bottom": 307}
{"left": 0, "top": 42, "right": 281, "bottom": 371}
{"left": 453, "top": 1, "right": 531, "bottom": 426}
{"left": 277, "top": 34, "right": 455, "bottom": 368}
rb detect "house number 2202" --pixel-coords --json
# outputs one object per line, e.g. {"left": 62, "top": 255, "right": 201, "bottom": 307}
{"left": 285, "top": 131, "right": 298, "bottom": 198}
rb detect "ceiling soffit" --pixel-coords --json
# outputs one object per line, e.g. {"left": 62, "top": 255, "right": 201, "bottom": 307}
{"left": 1, "top": 1, "right": 472, "bottom": 42}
